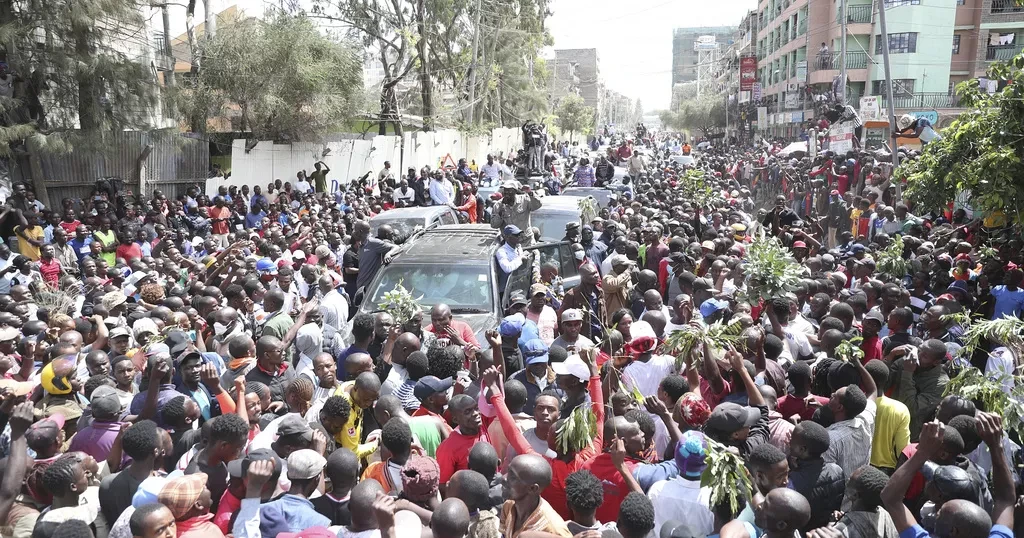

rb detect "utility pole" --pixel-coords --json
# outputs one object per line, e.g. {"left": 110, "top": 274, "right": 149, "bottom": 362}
{"left": 161, "top": 3, "right": 175, "bottom": 88}
{"left": 466, "top": 0, "right": 483, "bottom": 126}
{"left": 839, "top": 0, "right": 848, "bottom": 102}
{"left": 204, "top": 0, "right": 216, "bottom": 39}
{"left": 877, "top": 0, "right": 900, "bottom": 170}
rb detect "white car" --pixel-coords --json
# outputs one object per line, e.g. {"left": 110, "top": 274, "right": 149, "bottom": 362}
{"left": 671, "top": 155, "right": 696, "bottom": 167}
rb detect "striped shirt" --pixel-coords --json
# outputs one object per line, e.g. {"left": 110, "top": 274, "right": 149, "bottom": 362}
{"left": 394, "top": 379, "right": 420, "bottom": 412}
{"left": 824, "top": 399, "right": 877, "bottom": 475}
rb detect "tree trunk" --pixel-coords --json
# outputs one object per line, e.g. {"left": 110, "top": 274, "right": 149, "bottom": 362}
{"left": 415, "top": 0, "right": 433, "bottom": 131}
{"left": 74, "top": 26, "right": 101, "bottom": 132}
{"left": 380, "top": 83, "right": 402, "bottom": 137}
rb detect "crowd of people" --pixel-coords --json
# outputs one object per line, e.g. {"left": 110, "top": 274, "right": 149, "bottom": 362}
{"left": 0, "top": 127, "right": 1019, "bottom": 538}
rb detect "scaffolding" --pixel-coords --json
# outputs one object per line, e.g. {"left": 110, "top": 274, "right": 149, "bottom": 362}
{"left": 694, "top": 36, "right": 721, "bottom": 97}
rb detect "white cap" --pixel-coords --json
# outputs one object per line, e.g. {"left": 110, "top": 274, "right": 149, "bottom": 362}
{"left": 561, "top": 309, "right": 583, "bottom": 322}
{"left": 551, "top": 355, "right": 589, "bottom": 381}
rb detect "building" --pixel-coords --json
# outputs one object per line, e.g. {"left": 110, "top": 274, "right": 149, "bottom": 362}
{"left": 554, "top": 49, "right": 603, "bottom": 121}
{"left": 548, "top": 57, "right": 581, "bottom": 107}
{"left": 750, "top": 0, "right": 1024, "bottom": 141}
{"left": 672, "top": 26, "right": 737, "bottom": 86}
{"left": 601, "top": 88, "right": 635, "bottom": 129}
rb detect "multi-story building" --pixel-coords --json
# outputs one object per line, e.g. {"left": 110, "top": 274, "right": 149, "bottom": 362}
{"left": 672, "top": 26, "right": 737, "bottom": 86}
{"left": 548, "top": 57, "right": 581, "bottom": 108}
{"left": 554, "top": 49, "right": 603, "bottom": 124}
{"left": 601, "top": 89, "right": 635, "bottom": 129}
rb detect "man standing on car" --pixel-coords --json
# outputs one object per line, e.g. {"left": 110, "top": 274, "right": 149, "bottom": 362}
{"left": 491, "top": 180, "right": 542, "bottom": 247}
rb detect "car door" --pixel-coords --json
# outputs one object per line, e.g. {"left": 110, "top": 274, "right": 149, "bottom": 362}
{"left": 529, "top": 240, "right": 580, "bottom": 290}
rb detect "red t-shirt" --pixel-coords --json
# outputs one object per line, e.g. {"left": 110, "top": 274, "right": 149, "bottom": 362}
{"left": 581, "top": 452, "right": 639, "bottom": 523}
{"left": 115, "top": 243, "right": 143, "bottom": 263}
{"left": 776, "top": 394, "right": 829, "bottom": 421}
{"left": 38, "top": 258, "right": 61, "bottom": 287}
{"left": 210, "top": 206, "right": 231, "bottom": 235}
{"left": 436, "top": 427, "right": 489, "bottom": 483}
{"left": 58, "top": 220, "right": 81, "bottom": 235}
{"left": 425, "top": 320, "right": 481, "bottom": 348}
{"left": 861, "top": 335, "right": 883, "bottom": 364}
{"left": 835, "top": 174, "right": 850, "bottom": 195}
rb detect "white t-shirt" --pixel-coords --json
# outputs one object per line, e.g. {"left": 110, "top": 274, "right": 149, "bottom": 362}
{"left": 295, "top": 179, "right": 312, "bottom": 193}
{"left": 623, "top": 354, "right": 675, "bottom": 396}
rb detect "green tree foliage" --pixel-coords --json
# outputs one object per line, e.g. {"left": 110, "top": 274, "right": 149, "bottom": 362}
{"left": 554, "top": 94, "right": 594, "bottom": 142}
{"left": 172, "top": 13, "right": 362, "bottom": 141}
{"left": 675, "top": 95, "right": 727, "bottom": 137}
{"left": 0, "top": 0, "right": 160, "bottom": 156}
{"left": 898, "top": 56, "right": 1024, "bottom": 223}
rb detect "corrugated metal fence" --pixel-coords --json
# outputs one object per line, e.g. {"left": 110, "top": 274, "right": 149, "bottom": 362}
{"left": 24, "top": 131, "right": 209, "bottom": 208}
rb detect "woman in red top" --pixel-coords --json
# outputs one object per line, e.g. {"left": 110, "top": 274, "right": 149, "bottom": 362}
{"left": 485, "top": 352, "right": 604, "bottom": 521}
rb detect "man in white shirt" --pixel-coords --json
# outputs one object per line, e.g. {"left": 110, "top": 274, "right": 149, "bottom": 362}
{"left": 428, "top": 173, "right": 454, "bottom": 206}
{"left": 480, "top": 155, "right": 502, "bottom": 186}
{"left": 495, "top": 225, "right": 525, "bottom": 289}
{"left": 648, "top": 431, "right": 715, "bottom": 537}
{"left": 824, "top": 367, "right": 878, "bottom": 473}
{"left": 295, "top": 171, "right": 312, "bottom": 193}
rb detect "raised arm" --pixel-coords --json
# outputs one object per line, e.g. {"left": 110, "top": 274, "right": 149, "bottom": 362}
{"left": 978, "top": 413, "right": 1015, "bottom": 529}
{"left": 883, "top": 420, "right": 942, "bottom": 532}
{"left": 0, "top": 402, "right": 34, "bottom": 523}
{"left": 853, "top": 354, "right": 877, "bottom": 401}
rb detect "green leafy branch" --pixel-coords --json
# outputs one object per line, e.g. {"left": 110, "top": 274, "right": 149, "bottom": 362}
{"left": 944, "top": 366, "right": 1024, "bottom": 439}
{"left": 876, "top": 234, "right": 910, "bottom": 282}
{"left": 701, "top": 437, "right": 755, "bottom": 517}
{"left": 555, "top": 405, "right": 597, "bottom": 454}
{"left": 834, "top": 336, "right": 865, "bottom": 363}
{"left": 744, "top": 229, "right": 803, "bottom": 300}
{"left": 377, "top": 280, "right": 423, "bottom": 325}
{"left": 663, "top": 318, "right": 745, "bottom": 371}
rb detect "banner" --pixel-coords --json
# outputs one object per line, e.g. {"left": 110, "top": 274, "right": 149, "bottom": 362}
{"left": 859, "top": 96, "right": 881, "bottom": 122}
{"left": 740, "top": 56, "right": 757, "bottom": 91}
{"left": 784, "top": 91, "right": 798, "bottom": 110}
{"left": 828, "top": 122, "right": 855, "bottom": 154}
{"left": 752, "top": 83, "right": 762, "bottom": 101}
{"left": 757, "top": 106, "right": 767, "bottom": 128}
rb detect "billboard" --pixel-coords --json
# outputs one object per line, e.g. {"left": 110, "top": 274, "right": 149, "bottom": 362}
{"left": 740, "top": 56, "right": 757, "bottom": 91}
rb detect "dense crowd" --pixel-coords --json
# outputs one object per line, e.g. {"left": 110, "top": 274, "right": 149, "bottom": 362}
{"left": 0, "top": 129, "right": 1019, "bottom": 538}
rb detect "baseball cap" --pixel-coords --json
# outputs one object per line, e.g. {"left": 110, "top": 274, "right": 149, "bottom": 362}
{"left": 0, "top": 326, "right": 19, "bottom": 341}
{"left": 551, "top": 355, "right": 589, "bottom": 381}
{"left": 499, "top": 313, "right": 526, "bottom": 337}
{"left": 89, "top": 385, "right": 122, "bottom": 418}
{"left": 705, "top": 402, "right": 761, "bottom": 434}
{"left": 287, "top": 449, "right": 327, "bottom": 480}
{"left": 857, "top": 257, "right": 876, "bottom": 268}
{"left": 849, "top": 244, "right": 867, "bottom": 253}
{"left": 660, "top": 520, "right": 705, "bottom": 538}
{"left": 699, "top": 298, "right": 729, "bottom": 319}
{"left": 109, "top": 327, "right": 131, "bottom": 339}
{"left": 503, "top": 225, "right": 523, "bottom": 236}
{"left": 674, "top": 430, "right": 709, "bottom": 478}
{"left": 414, "top": 376, "right": 454, "bottom": 400}
{"left": 692, "top": 278, "right": 715, "bottom": 292}
{"left": 701, "top": 240, "right": 715, "bottom": 250}
{"left": 947, "top": 280, "right": 970, "bottom": 296}
{"left": 792, "top": 241, "right": 807, "bottom": 249}
{"left": 926, "top": 464, "right": 976, "bottom": 500}
{"left": 276, "top": 414, "right": 313, "bottom": 442}
{"left": 256, "top": 257, "right": 278, "bottom": 274}
{"left": 864, "top": 310, "right": 885, "bottom": 325}
{"left": 678, "top": 393, "right": 711, "bottom": 428}
{"left": 509, "top": 291, "right": 528, "bottom": 306}
{"left": 228, "top": 448, "right": 284, "bottom": 479}
{"left": 165, "top": 330, "right": 191, "bottom": 356}
{"left": 565, "top": 222, "right": 580, "bottom": 231}
{"left": 26, "top": 413, "right": 66, "bottom": 449}
{"left": 132, "top": 476, "right": 168, "bottom": 508}
{"left": 102, "top": 290, "right": 127, "bottom": 311}
{"left": 561, "top": 309, "right": 583, "bottom": 323}
{"left": 529, "top": 283, "right": 547, "bottom": 297}
{"left": 522, "top": 339, "right": 550, "bottom": 366}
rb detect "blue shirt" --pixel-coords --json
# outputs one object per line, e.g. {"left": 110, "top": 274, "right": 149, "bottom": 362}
{"left": 336, "top": 344, "right": 367, "bottom": 381}
{"left": 991, "top": 285, "right": 1024, "bottom": 320}
{"left": 233, "top": 495, "right": 330, "bottom": 538}
{"left": 245, "top": 211, "right": 266, "bottom": 229}
{"left": 899, "top": 523, "right": 1013, "bottom": 538}
{"left": 69, "top": 237, "right": 94, "bottom": 263}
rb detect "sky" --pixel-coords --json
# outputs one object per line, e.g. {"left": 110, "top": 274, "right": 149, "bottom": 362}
{"left": 166, "top": 0, "right": 755, "bottom": 113}
{"left": 546, "top": 0, "right": 755, "bottom": 111}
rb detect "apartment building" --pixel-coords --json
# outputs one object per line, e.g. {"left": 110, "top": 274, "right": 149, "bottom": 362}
{"left": 554, "top": 49, "right": 603, "bottom": 122}
{"left": 672, "top": 26, "right": 737, "bottom": 86}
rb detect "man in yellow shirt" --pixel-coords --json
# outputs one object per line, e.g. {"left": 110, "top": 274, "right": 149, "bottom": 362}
{"left": 335, "top": 372, "right": 380, "bottom": 459}
{"left": 865, "top": 360, "right": 910, "bottom": 472}
{"left": 15, "top": 211, "right": 44, "bottom": 261}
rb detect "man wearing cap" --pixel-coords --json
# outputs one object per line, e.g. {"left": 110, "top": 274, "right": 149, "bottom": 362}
{"left": 647, "top": 431, "right": 715, "bottom": 537}
{"left": 496, "top": 225, "right": 526, "bottom": 290}
{"left": 603, "top": 256, "right": 635, "bottom": 320}
{"left": 234, "top": 449, "right": 331, "bottom": 537}
{"left": 525, "top": 283, "right": 558, "bottom": 345}
{"left": 68, "top": 385, "right": 123, "bottom": 462}
{"left": 491, "top": 181, "right": 541, "bottom": 247}
{"left": 413, "top": 375, "right": 455, "bottom": 434}
{"left": 509, "top": 339, "right": 563, "bottom": 416}
{"left": 703, "top": 349, "right": 771, "bottom": 458}
{"left": 557, "top": 264, "right": 605, "bottom": 341}
{"left": 551, "top": 309, "right": 594, "bottom": 353}
{"left": 157, "top": 472, "right": 223, "bottom": 537}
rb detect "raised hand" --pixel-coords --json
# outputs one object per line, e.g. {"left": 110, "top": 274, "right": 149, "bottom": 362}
{"left": 976, "top": 412, "right": 1004, "bottom": 448}
{"left": 8, "top": 401, "right": 34, "bottom": 439}
{"left": 245, "top": 459, "right": 275, "bottom": 498}
{"left": 917, "top": 420, "right": 945, "bottom": 458}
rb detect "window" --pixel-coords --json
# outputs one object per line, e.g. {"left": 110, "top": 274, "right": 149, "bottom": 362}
{"left": 884, "top": 0, "right": 920, "bottom": 6}
{"left": 872, "top": 79, "right": 915, "bottom": 97}
{"left": 875, "top": 32, "right": 918, "bottom": 54}
{"left": 952, "top": 35, "right": 961, "bottom": 54}
{"left": 957, "top": 0, "right": 965, "bottom": 5}
{"left": 948, "top": 81, "right": 957, "bottom": 95}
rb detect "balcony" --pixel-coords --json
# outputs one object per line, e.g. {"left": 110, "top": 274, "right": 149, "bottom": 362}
{"left": 836, "top": 4, "right": 873, "bottom": 23}
{"left": 991, "top": 0, "right": 1024, "bottom": 13}
{"left": 880, "top": 92, "right": 961, "bottom": 109}
{"left": 987, "top": 43, "right": 1024, "bottom": 60}
{"left": 809, "top": 51, "right": 869, "bottom": 71}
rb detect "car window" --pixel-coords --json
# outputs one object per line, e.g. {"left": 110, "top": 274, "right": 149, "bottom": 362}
{"left": 370, "top": 218, "right": 421, "bottom": 240}
{"left": 367, "top": 263, "right": 493, "bottom": 314}
{"left": 439, "top": 211, "right": 457, "bottom": 225}
{"left": 558, "top": 243, "right": 579, "bottom": 280}
{"left": 532, "top": 210, "right": 579, "bottom": 241}
{"left": 502, "top": 252, "right": 535, "bottom": 309}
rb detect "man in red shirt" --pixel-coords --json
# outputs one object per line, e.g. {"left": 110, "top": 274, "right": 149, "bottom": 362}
{"left": 209, "top": 196, "right": 232, "bottom": 248}
{"left": 115, "top": 234, "right": 143, "bottom": 263}
{"left": 435, "top": 394, "right": 488, "bottom": 490}
{"left": 426, "top": 303, "right": 480, "bottom": 349}
{"left": 861, "top": 310, "right": 885, "bottom": 364}
{"left": 775, "top": 362, "right": 829, "bottom": 421}
{"left": 37, "top": 244, "right": 61, "bottom": 287}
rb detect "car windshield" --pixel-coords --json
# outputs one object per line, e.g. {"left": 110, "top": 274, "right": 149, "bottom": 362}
{"left": 366, "top": 263, "right": 493, "bottom": 313}
{"left": 370, "top": 217, "right": 423, "bottom": 241}
{"left": 532, "top": 210, "right": 578, "bottom": 241}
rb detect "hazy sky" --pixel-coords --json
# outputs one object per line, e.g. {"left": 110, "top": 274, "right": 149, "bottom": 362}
{"left": 167, "top": 0, "right": 755, "bottom": 113}
{"left": 546, "top": 0, "right": 755, "bottom": 112}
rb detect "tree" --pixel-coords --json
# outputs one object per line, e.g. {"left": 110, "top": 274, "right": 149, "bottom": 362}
{"left": 898, "top": 56, "right": 1024, "bottom": 223}
{"left": 673, "top": 96, "right": 726, "bottom": 137}
{"left": 555, "top": 94, "right": 594, "bottom": 143}
{"left": 0, "top": 0, "right": 160, "bottom": 156}
{"left": 173, "top": 14, "right": 363, "bottom": 142}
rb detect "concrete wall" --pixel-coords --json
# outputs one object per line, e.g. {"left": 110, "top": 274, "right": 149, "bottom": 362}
{"left": 217, "top": 128, "right": 522, "bottom": 195}
{"left": 870, "top": 0, "right": 956, "bottom": 94}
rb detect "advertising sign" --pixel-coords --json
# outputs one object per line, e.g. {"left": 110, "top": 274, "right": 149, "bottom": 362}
{"left": 757, "top": 106, "right": 767, "bottom": 128}
{"left": 859, "top": 96, "right": 881, "bottom": 122}
{"left": 740, "top": 56, "right": 757, "bottom": 91}
{"left": 752, "top": 83, "right": 762, "bottom": 101}
{"left": 828, "top": 122, "right": 855, "bottom": 154}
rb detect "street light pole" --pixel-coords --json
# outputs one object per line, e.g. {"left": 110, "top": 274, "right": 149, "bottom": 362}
{"left": 877, "top": 0, "right": 900, "bottom": 170}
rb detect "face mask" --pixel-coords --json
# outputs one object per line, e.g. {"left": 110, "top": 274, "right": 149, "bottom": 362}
{"left": 213, "top": 322, "right": 232, "bottom": 336}
{"left": 574, "top": 250, "right": 585, "bottom": 261}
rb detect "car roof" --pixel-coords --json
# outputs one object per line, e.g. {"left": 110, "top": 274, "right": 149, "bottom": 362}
{"left": 395, "top": 225, "right": 498, "bottom": 262}
{"left": 538, "top": 195, "right": 586, "bottom": 208}
{"left": 370, "top": 206, "right": 451, "bottom": 221}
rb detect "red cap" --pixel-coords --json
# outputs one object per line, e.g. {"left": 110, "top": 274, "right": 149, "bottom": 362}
{"left": 793, "top": 241, "right": 807, "bottom": 249}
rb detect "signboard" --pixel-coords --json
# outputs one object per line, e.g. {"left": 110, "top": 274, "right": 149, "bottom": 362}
{"left": 908, "top": 110, "right": 939, "bottom": 124}
{"left": 695, "top": 35, "right": 719, "bottom": 50}
{"left": 757, "top": 106, "right": 767, "bottom": 128}
{"left": 796, "top": 60, "right": 807, "bottom": 81}
{"left": 752, "top": 83, "right": 762, "bottom": 101}
{"left": 859, "top": 96, "right": 881, "bottom": 122}
{"left": 792, "top": 111, "right": 804, "bottom": 123}
{"left": 828, "top": 122, "right": 856, "bottom": 154}
{"left": 740, "top": 56, "right": 757, "bottom": 91}
{"left": 865, "top": 127, "right": 885, "bottom": 149}
{"left": 784, "top": 91, "right": 798, "bottom": 109}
